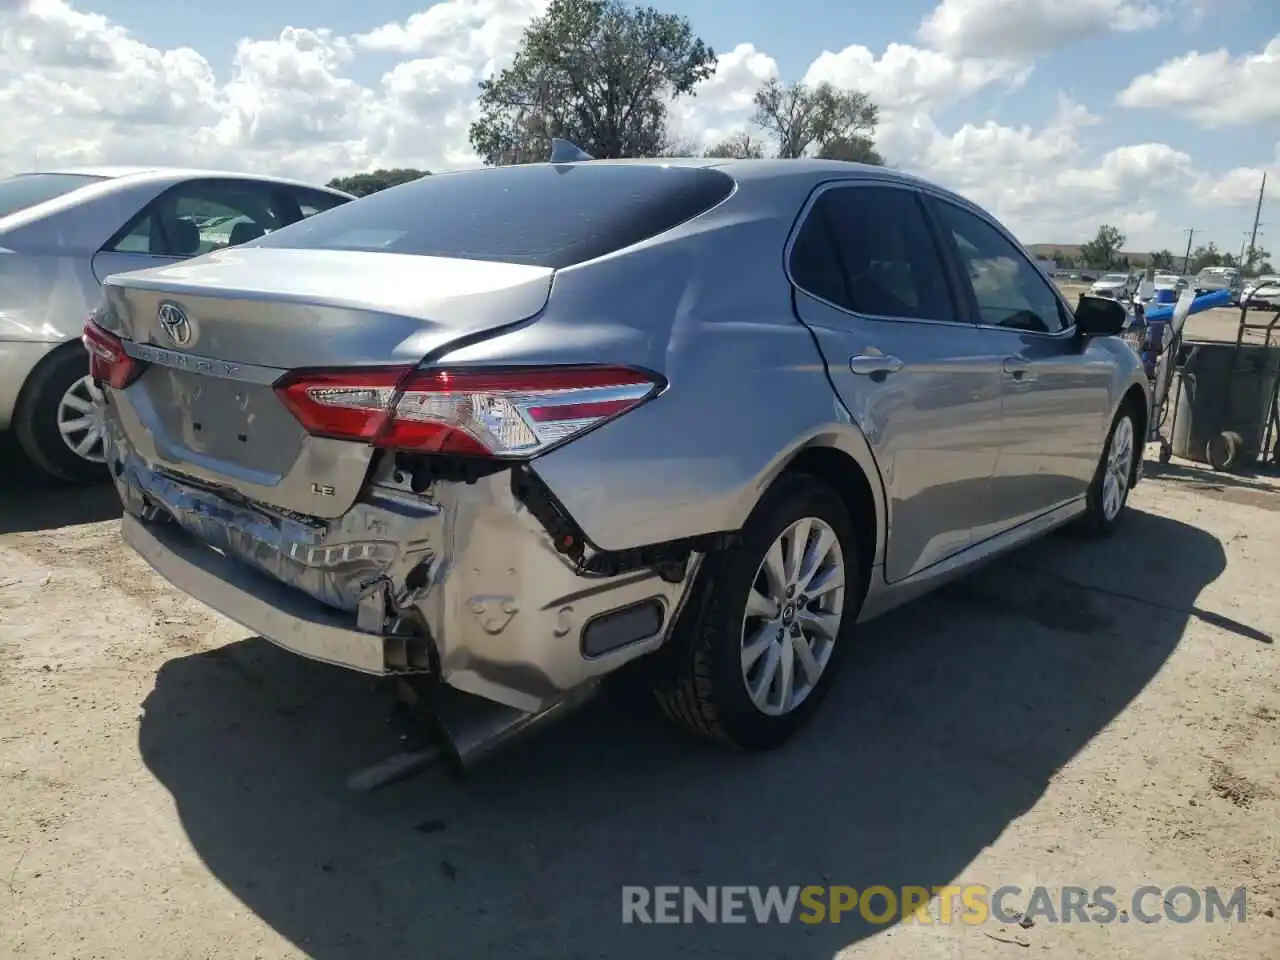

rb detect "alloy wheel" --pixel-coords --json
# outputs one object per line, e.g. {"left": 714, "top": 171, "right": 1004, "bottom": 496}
{"left": 740, "top": 516, "right": 846, "bottom": 717}
{"left": 1102, "top": 414, "right": 1134, "bottom": 521}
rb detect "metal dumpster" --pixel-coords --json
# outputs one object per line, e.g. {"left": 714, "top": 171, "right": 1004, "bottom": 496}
{"left": 1170, "top": 340, "right": 1280, "bottom": 469}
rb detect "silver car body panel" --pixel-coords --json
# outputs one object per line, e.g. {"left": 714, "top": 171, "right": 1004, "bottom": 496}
{"left": 99, "top": 250, "right": 554, "bottom": 517}
{"left": 0, "top": 167, "right": 352, "bottom": 425}
{"left": 98, "top": 158, "right": 1149, "bottom": 714}
{"left": 0, "top": 339, "right": 58, "bottom": 428}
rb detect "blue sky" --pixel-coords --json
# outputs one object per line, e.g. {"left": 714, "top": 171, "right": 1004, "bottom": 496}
{"left": 3, "top": 0, "right": 1278, "bottom": 253}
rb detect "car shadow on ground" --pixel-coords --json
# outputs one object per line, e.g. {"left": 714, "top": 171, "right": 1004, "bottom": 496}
{"left": 135, "top": 507, "right": 1254, "bottom": 958}
{"left": 0, "top": 435, "right": 120, "bottom": 535}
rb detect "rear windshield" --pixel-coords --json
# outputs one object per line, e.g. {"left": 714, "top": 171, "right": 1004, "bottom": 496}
{"left": 253, "top": 163, "right": 736, "bottom": 269}
{"left": 0, "top": 173, "right": 106, "bottom": 218}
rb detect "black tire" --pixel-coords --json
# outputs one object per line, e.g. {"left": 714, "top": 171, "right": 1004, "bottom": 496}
{"left": 1206, "top": 431, "right": 1242, "bottom": 472}
{"left": 652, "top": 473, "right": 861, "bottom": 750}
{"left": 13, "top": 343, "right": 107, "bottom": 484}
{"left": 1078, "top": 404, "right": 1139, "bottom": 537}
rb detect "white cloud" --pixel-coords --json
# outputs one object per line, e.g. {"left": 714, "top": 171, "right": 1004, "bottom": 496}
{"left": 0, "top": 0, "right": 1274, "bottom": 252}
{"left": 917, "top": 0, "right": 1166, "bottom": 58}
{"left": 803, "top": 42, "right": 1030, "bottom": 111}
{"left": 354, "top": 0, "right": 546, "bottom": 70}
{"left": 1192, "top": 166, "right": 1273, "bottom": 208}
{"left": 667, "top": 43, "right": 780, "bottom": 149}
{"left": 1117, "top": 35, "right": 1280, "bottom": 126}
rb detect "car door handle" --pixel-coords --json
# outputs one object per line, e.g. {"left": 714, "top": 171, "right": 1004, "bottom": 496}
{"left": 849, "top": 355, "right": 903, "bottom": 378}
{"left": 1002, "top": 358, "right": 1036, "bottom": 382}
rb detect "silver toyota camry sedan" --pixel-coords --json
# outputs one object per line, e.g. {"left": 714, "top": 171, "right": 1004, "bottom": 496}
{"left": 0, "top": 167, "right": 352, "bottom": 480}
{"left": 89, "top": 157, "right": 1148, "bottom": 758}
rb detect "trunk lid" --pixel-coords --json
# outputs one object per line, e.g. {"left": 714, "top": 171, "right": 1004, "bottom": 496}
{"left": 101, "top": 248, "right": 553, "bottom": 516}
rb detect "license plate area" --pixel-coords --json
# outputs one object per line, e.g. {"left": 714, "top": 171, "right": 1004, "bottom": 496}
{"left": 139, "top": 366, "right": 307, "bottom": 477}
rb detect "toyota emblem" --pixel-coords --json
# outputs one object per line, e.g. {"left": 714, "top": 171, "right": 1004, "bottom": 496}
{"left": 157, "top": 301, "right": 193, "bottom": 346}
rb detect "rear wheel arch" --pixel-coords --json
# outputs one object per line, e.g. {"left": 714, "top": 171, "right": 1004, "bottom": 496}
{"left": 1117, "top": 382, "right": 1148, "bottom": 484}
{"left": 768, "top": 441, "right": 883, "bottom": 604}
{"left": 12, "top": 336, "right": 102, "bottom": 482}
{"left": 12, "top": 336, "right": 82, "bottom": 420}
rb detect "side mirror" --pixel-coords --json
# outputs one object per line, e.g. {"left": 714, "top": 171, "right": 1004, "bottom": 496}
{"left": 1074, "top": 295, "right": 1128, "bottom": 338}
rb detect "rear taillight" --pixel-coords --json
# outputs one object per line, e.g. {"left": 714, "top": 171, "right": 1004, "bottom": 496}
{"left": 83, "top": 319, "right": 141, "bottom": 389}
{"left": 274, "top": 365, "right": 662, "bottom": 457}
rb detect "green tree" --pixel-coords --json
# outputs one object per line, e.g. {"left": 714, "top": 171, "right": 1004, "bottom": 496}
{"left": 1189, "top": 242, "right": 1223, "bottom": 273}
{"left": 327, "top": 168, "right": 429, "bottom": 197}
{"left": 750, "top": 79, "right": 881, "bottom": 161}
{"left": 1149, "top": 249, "right": 1175, "bottom": 270}
{"left": 704, "top": 131, "right": 764, "bottom": 159}
{"left": 1243, "top": 246, "right": 1271, "bottom": 274}
{"left": 657, "top": 135, "right": 701, "bottom": 157}
{"left": 1078, "top": 225, "right": 1126, "bottom": 269}
{"left": 469, "top": 0, "right": 715, "bottom": 164}
{"left": 816, "top": 134, "right": 883, "bottom": 165}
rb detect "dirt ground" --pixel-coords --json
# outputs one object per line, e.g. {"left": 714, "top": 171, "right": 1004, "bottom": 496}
{"left": 0, "top": 434, "right": 1277, "bottom": 959}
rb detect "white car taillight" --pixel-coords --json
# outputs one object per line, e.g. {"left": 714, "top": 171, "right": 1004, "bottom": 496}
{"left": 274, "top": 365, "right": 662, "bottom": 457}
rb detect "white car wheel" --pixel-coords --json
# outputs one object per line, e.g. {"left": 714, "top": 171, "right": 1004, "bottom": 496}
{"left": 56, "top": 374, "right": 107, "bottom": 464}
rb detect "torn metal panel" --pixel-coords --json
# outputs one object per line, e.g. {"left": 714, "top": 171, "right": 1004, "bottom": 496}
{"left": 107, "top": 420, "right": 703, "bottom": 713}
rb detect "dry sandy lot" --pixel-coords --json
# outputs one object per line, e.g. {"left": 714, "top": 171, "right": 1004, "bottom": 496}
{"left": 0, "top": 437, "right": 1277, "bottom": 959}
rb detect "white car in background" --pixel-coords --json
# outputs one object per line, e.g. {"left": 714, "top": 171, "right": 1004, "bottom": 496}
{"left": 1152, "top": 273, "right": 1188, "bottom": 297}
{"left": 1089, "top": 273, "right": 1138, "bottom": 299}
{"left": 0, "top": 168, "right": 354, "bottom": 481}
{"left": 1193, "top": 266, "right": 1244, "bottom": 303}
{"left": 1242, "top": 275, "right": 1280, "bottom": 309}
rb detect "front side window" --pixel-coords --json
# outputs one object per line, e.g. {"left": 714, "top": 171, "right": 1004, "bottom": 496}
{"left": 789, "top": 184, "right": 956, "bottom": 323}
{"left": 932, "top": 199, "right": 1069, "bottom": 334}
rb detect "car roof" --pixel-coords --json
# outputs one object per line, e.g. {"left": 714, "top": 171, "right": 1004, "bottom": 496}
{"left": 430, "top": 156, "right": 976, "bottom": 208}
{"left": 33, "top": 165, "right": 353, "bottom": 197}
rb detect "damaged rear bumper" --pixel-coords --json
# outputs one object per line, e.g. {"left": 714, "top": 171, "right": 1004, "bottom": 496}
{"left": 110, "top": 436, "right": 702, "bottom": 714}
{"left": 123, "top": 513, "right": 396, "bottom": 674}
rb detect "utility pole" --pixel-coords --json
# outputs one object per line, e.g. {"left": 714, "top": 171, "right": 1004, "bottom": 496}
{"left": 1243, "top": 171, "right": 1266, "bottom": 272}
{"left": 1182, "top": 227, "right": 1195, "bottom": 274}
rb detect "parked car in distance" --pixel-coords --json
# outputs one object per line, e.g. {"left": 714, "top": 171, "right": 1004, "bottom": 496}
{"left": 1242, "top": 275, "right": 1280, "bottom": 309}
{"left": 0, "top": 167, "right": 354, "bottom": 481}
{"left": 91, "top": 158, "right": 1148, "bottom": 756}
{"left": 1089, "top": 272, "right": 1138, "bottom": 299}
{"left": 1193, "top": 266, "right": 1244, "bottom": 303}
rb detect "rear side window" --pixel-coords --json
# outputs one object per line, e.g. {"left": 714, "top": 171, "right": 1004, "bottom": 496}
{"left": 253, "top": 164, "right": 735, "bottom": 269}
{"left": 0, "top": 173, "right": 106, "bottom": 218}
{"left": 790, "top": 185, "right": 956, "bottom": 322}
